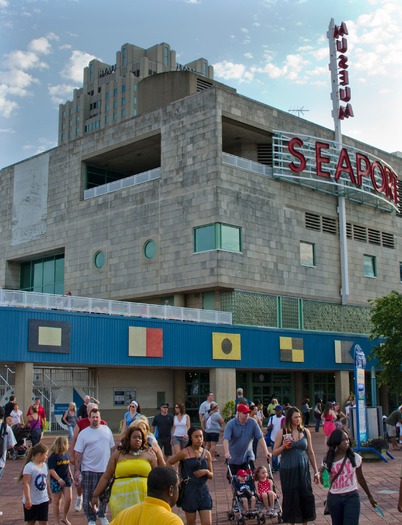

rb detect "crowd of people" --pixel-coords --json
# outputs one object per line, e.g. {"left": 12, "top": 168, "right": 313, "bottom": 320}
{"left": 1, "top": 392, "right": 402, "bottom": 524}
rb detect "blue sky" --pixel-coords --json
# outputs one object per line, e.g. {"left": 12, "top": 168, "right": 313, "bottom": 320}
{"left": 1, "top": 0, "right": 401, "bottom": 169}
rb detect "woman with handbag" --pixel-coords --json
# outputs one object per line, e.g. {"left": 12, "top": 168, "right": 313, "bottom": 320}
{"left": 91, "top": 426, "right": 157, "bottom": 519}
{"left": 168, "top": 426, "right": 213, "bottom": 525}
{"left": 320, "top": 429, "right": 377, "bottom": 524}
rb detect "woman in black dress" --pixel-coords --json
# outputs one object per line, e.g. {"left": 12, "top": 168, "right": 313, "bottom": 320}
{"left": 273, "top": 406, "right": 319, "bottom": 524}
{"left": 168, "top": 426, "right": 213, "bottom": 525}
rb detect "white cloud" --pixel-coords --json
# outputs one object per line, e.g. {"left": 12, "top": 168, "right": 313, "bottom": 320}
{"left": 213, "top": 61, "right": 248, "bottom": 80}
{"left": 244, "top": 52, "right": 253, "bottom": 59}
{"left": 61, "top": 50, "right": 98, "bottom": 83}
{"left": 0, "top": 0, "right": 9, "bottom": 7}
{"left": 0, "top": 127, "right": 15, "bottom": 134}
{"left": 22, "top": 137, "right": 57, "bottom": 155}
{"left": 48, "top": 83, "right": 76, "bottom": 105}
{"left": 28, "top": 37, "right": 53, "bottom": 55}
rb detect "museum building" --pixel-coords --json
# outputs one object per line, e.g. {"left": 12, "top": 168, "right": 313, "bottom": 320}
{"left": 1, "top": 41, "right": 402, "bottom": 429}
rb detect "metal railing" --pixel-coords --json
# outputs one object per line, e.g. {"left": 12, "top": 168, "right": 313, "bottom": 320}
{"left": 223, "top": 152, "right": 273, "bottom": 177}
{"left": 0, "top": 289, "right": 232, "bottom": 325}
{"left": 83, "top": 167, "right": 161, "bottom": 200}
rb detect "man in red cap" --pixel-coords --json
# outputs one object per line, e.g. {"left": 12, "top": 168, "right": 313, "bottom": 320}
{"left": 223, "top": 403, "right": 271, "bottom": 474}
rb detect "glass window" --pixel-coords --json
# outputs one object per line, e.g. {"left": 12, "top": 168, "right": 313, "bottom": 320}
{"left": 94, "top": 251, "right": 106, "bottom": 269}
{"left": 144, "top": 240, "right": 156, "bottom": 260}
{"left": 121, "top": 109, "right": 125, "bottom": 118}
{"left": 122, "top": 47, "right": 126, "bottom": 67}
{"left": 194, "top": 224, "right": 241, "bottom": 253}
{"left": 20, "top": 254, "right": 64, "bottom": 294}
{"left": 364, "top": 255, "right": 376, "bottom": 278}
{"left": 164, "top": 46, "right": 170, "bottom": 66}
{"left": 105, "top": 92, "right": 110, "bottom": 100}
{"left": 300, "top": 241, "right": 315, "bottom": 266}
{"left": 122, "top": 97, "right": 126, "bottom": 105}
{"left": 122, "top": 84, "right": 126, "bottom": 93}
{"left": 113, "top": 88, "right": 117, "bottom": 96}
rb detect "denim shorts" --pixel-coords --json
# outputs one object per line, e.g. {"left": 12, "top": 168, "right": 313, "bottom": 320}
{"left": 172, "top": 435, "right": 188, "bottom": 448}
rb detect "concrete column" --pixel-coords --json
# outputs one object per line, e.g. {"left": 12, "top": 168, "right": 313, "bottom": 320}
{"left": 174, "top": 369, "right": 186, "bottom": 404}
{"left": 174, "top": 294, "right": 185, "bottom": 307}
{"left": 15, "top": 362, "right": 34, "bottom": 412}
{"left": 209, "top": 368, "right": 236, "bottom": 411}
{"left": 294, "top": 371, "right": 303, "bottom": 409}
{"left": 335, "top": 370, "right": 350, "bottom": 409}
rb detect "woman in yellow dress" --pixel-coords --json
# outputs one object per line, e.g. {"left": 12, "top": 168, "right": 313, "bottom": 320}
{"left": 91, "top": 426, "right": 157, "bottom": 518}
{"left": 130, "top": 416, "right": 166, "bottom": 466}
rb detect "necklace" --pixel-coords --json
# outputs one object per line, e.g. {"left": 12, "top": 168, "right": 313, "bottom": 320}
{"left": 129, "top": 449, "right": 142, "bottom": 456}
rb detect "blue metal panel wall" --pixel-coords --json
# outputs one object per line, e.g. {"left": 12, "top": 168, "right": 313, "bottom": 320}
{"left": 0, "top": 307, "right": 378, "bottom": 369}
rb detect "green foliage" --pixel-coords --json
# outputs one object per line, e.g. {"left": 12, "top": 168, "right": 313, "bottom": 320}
{"left": 369, "top": 291, "right": 402, "bottom": 396}
{"left": 222, "top": 400, "right": 235, "bottom": 422}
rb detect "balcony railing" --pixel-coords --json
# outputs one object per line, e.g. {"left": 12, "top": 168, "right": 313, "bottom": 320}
{"left": 0, "top": 289, "right": 232, "bottom": 325}
{"left": 84, "top": 167, "right": 161, "bottom": 200}
{"left": 223, "top": 152, "right": 273, "bottom": 177}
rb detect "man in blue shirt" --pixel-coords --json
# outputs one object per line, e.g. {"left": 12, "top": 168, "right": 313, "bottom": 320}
{"left": 223, "top": 404, "right": 271, "bottom": 474}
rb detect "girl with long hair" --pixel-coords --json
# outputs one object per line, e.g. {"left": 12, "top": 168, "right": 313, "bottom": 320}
{"left": 48, "top": 436, "right": 72, "bottom": 525}
{"left": 273, "top": 406, "right": 319, "bottom": 524}
{"left": 172, "top": 402, "right": 190, "bottom": 455}
{"left": 321, "top": 429, "right": 376, "bottom": 524}
{"left": 19, "top": 443, "right": 52, "bottom": 525}
{"left": 168, "top": 426, "right": 213, "bottom": 525}
{"left": 322, "top": 402, "right": 337, "bottom": 443}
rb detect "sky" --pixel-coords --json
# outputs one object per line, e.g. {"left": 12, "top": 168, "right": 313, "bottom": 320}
{"left": 1, "top": 0, "right": 402, "bottom": 169}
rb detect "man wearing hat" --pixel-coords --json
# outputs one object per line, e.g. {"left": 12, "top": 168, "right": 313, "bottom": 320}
{"left": 153, "top": 403, "right": 174, "bottom": 460}
{"left": 223, "top": 403, "right": 271, "bottom": 474}
{"left": 266, "top": 405, "right": 285, "bottom": 471}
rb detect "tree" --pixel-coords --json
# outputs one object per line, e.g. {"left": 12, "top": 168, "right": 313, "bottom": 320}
{"left": 369, "top": 290, "right": 402, "bottom": 396}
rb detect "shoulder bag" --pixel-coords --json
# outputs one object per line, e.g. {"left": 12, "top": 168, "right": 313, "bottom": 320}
{"left": 323, "top": 455, "right": 348, "bottom": 515}
{"left": 177, "top": 447, "right": 207, "bottom": 508}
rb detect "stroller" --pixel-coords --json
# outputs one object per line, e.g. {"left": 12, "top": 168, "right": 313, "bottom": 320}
{"left": 7, "top": 424, "right": 30, "bottom": 460}
{"left": 226, "top": 463, "right": 282, "bottom": 524}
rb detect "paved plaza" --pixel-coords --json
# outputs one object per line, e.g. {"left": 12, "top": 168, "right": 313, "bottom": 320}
{"left": 0, "top": 430, "right": 400, "bottom": 524}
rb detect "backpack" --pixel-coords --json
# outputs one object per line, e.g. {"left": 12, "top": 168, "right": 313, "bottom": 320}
{"left": 0, "top": 421, "right": 8, "bottom": 457}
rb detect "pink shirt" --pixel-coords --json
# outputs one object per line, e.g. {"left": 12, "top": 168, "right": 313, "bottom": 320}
{"left": 329, "top": 454, "right": 362, "bottom": 494}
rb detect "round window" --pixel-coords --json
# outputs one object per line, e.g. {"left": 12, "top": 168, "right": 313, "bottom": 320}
{"left": 144, "top": 240, "right": 156, "bottom": 260}
{"left": 94, "top": 250, "right": 105, "bottom": 269}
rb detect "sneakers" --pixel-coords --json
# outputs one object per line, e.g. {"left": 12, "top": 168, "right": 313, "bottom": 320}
{"left": 88, "top": 521, "right": 96, "bottom": 525}
{"left": 74, "top": 496, "right": 83, "bottom": 512}
{"left": 99, "top": 518, "right": 109, "bottom": 525}
{"left": 268, "top": 508, "right": 278, "bottom": 517}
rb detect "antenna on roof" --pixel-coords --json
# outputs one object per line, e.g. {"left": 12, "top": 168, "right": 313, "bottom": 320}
{"left": 288, "top": 106, "right": 309, "bottom": 118}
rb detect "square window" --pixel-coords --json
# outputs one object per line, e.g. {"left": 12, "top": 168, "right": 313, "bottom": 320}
{"left": 300, "top": 242, "right": 315, "bottom": 266}
{"left": 194, "top": 224, "right": 215, "bottom": 252}
{"left": 364, "top": 255, "right": 376, "bottom": 278}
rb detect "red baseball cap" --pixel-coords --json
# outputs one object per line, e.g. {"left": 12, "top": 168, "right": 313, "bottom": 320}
{"left": 237, "top": 469, "right": 248, "bottom": 477}
{"left": 237, "top": 403, "right": 251, "bottom": 414}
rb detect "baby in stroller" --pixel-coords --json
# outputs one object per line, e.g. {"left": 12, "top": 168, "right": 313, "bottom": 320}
{"left": 254, "top": 466, "right": 278, "bottom": 517}
{"left": 234, "top": 469, "right": 257, "bottom": 517}
{"left": 8, "top": 423, "right": 30, "bottom": 459}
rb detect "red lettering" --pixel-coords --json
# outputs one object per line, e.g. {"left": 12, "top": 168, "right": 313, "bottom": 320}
{"left": 339, "top": 87, "right": 351, "bottom": 102}
{"left": 387, "top": 170, "right": 399, "bottom": 205}
{"left": 370, "top": 161, "right": 387, "bottom": 193}
{"left": 334, "top": 148, "right": 356, "bottom": 184}
{"left": 338, "top": 55, "right": 349, "bottom": 70}
{"left": 315, "top": 142, "right": 331, "bottom": 178}
{"left": 338, "top": 104, "right": 354, "bottom": 120}
{"left": 336, "top": 38, "right": 348, "bottom": 53}
{"left": 288, "top": 137, "right": 306, "bottom": 172}
{"left": 334, "top": 22, "right": 349, "bottom": 39}
{"left": 355, "top": 153, "right": 370, "bottom": 186}
{"left": 339, "top": 70, "right": 349, "bottom": 86}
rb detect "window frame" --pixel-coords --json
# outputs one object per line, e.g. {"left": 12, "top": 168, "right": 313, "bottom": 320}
{"left": 194, "top": 223, "right": 242, "bottom": 254}
{"left": 300, "top": 241, "right": 316, "bottom": 267}
{"left": 363, "top": 254, "right": 376, "bottom": 278}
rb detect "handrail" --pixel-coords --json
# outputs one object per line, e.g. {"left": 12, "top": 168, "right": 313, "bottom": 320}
{"left": 0, "top": 289, "right": 232, "bottom": 325}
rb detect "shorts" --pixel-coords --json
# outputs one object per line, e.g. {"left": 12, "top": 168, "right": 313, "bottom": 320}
{"left": 204, "top": 432, "right": 219, "bottom": 443}
{"left": 172, "top": 435, "right": 188, "bottom": 448}
{"left": 386, "top": 424, "right": 397, "bottom": 437}
{"left": 50, "top": 477, "right": 72, "bottom": 494}
{"left": 157, "top": 437, "right": 172, "bottom": 456}
{"left": 23, "top": 501, "right": 49, "bottom": 522}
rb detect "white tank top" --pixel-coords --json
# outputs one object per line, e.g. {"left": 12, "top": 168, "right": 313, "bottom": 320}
{"left": 173, "top": 414, "right": 188, "bottom": 437}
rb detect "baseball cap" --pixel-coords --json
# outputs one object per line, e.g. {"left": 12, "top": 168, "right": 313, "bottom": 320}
{"left": 237, "top": 403, "right": 251, "bottom": 414}
{"left": 275, "top": 404, "right": 283, "bottom": 411}
{"left": 237, "top": 469, "right": 248, "bottom": 477}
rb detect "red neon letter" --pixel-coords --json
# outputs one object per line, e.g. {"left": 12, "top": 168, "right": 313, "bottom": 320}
{"left": 338, "top": 55, "right": 349, "bottom": 70}
{"left": 355, "top": 153, "right": 370, "bottom": 186}
{"left": 336, "top": 38, "right": 348, "bottom": 53}
{"left": 338, "top": 104, "right": 354, "bottom": 120}
{"left": 339, "top": 86, "right": 351, "bottom": 102}
{"left": 387, "top": 169, "right": 399, "bottom": 205}
{"left": 288, "top": 137, "right": 306, "bottom": 173}
{"left": 334, "top": 22, "right": 349, "bottom": 39}
{"left": 315, "top": 141, "right": 331, "bottom": 178}
{"left": 370, "top": 161, "right": 387, "bottom": 193}
{"left": 334, "top": 148, "right": 356, "bottom": 184}
{"left": 339, "top": 70, "right": 349, "bottom": 86}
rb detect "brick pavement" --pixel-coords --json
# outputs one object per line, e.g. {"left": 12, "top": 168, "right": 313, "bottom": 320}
{"left": 0, "top": 430, "right": 400, "bottom": 524}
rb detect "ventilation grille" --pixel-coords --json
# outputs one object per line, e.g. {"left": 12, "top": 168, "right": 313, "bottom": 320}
{"left": 257, "top": 144, "right": 273, "bottom": 165}
{"left": 196, "top": 78, "right": 213, "bottom": 92}
{"left": 305, "top": 214, "right": 394, "bottom": 249}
